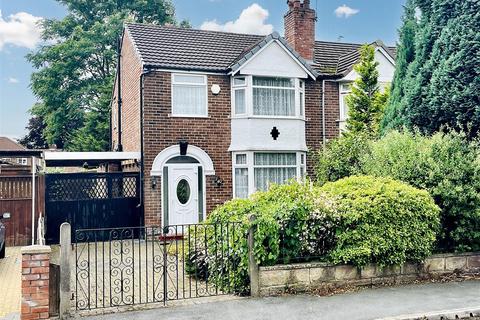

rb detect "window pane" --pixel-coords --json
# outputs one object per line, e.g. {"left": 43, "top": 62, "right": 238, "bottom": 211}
{"left": 174, "top": 74, "right": 205, "bottom": 84}
{"left": 233, "top": 77, "right": 246, "bottom": 86}
{"left": 253, "top": 77, "right": 294, "bottom": 88}
{"left": 254, "top": 153, "right": 296, "bottom": 166}
{"left": 254, "top": 167, "right": 297, "bottom": 192}
{"left": 300, "top": 91, "right": 304, "bottom": 116}
{"left": 236, "top": 154, "right": 247, "bottom": 165}
{"left": 253, "top": 87, "right": 295, "bottom": 116}
{"left": 340, "top": 93, "right": 349, "bottom": 120}
{"left": 235, "top": 168, "right": 249, "bottom": 198}
{"left": 235, "top": 89, "right": 246, "bottom": 114}
{"left": 172, "top": 84, "right": 206, "bottom": 115}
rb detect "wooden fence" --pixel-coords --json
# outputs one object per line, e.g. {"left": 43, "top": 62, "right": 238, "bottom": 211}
{"left": 0, "top": 175, "right": 44, "bottom": 246}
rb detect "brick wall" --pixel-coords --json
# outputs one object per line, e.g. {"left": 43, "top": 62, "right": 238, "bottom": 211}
{"left": 142, "top": 71, "right": 233, "bottom": 226}
{"left": 305, "top": 79, "right": 340, "bottom": 177}
{"left": 284, "top": 0, "right": 316, "bottom": 61}
{"left": 21, "top": 246, "right": 51, "bottom": 320}
{"left": 111, "top": 29, "right": 143, "bottom": 152}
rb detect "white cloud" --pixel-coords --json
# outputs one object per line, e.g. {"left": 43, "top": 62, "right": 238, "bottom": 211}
{"left": 0, "top": 10, "right": 43, "bottom": 51}
{"left": 334, "top": 5, "right": 360, "bottom": 18}
{"left": 8, "top": 77, "right": 19, "bottom": 83}
{"left": 200, "top": 3, "right": 273, "bottom": 35}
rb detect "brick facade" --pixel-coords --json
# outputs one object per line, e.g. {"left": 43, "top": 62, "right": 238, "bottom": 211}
{"left": 111, "top": 29, "right": 143, "bottom": 152}
{"left": 21, "top": 246, "right": 51, "bottom": 320}
{"left": 142, "top": 72, "right": 233, "bottom": 226}
{"left": 284, "top": 0, "right": 316, "bottom": 61}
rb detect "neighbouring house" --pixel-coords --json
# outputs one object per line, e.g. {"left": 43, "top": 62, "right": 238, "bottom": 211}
{"left": 0, "top": 137, "right": 31, "bottom": 169}
{"left": 111, "top": 0, "right": 396, "bottom": 227}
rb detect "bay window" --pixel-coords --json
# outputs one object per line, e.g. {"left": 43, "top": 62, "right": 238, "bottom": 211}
{"left": 172, "top": 74, "right": 208, "bottom": 116}
{"left": 232, "top": 76, "right": 305, "bottom": 118}
{"left": 233, "top": 151, "right": 306, "bottom": 198}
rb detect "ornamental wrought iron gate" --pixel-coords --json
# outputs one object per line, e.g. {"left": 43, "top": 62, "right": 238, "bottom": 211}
{"left": 74, "top": 222, "right": 243, "bottom": 310}
{"left": 45, "top": 172, "right": 142, "bottom": 244}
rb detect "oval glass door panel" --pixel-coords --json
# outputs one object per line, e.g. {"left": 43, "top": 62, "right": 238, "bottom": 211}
{"left": 176, "top": 179, "right": 191, "bottom": 204}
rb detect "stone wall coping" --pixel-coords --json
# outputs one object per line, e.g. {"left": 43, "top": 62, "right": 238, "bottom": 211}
{"left": 429, "top": 251, "right": 480, "bottom": 259}
{"left": 259, "top": 251, "right": 480, "bottom": 272}
{"left": 260, "top": 261, "right": 332, "bottom": 271}
{"left": 21, "top": 245, "right": 52, "bottom": 254}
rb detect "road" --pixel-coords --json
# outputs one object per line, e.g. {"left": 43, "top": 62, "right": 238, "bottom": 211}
{"left": 84, "top": 280, "right": 480, "bottom": 320}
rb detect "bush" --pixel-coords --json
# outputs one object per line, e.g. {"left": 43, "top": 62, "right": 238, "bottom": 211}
{"left": 321, "top": 175, "right": 440, "bottom": 267}
{"left": 360, "top": 131, "right": 480, "bottom": 252}
{"left": 187, "top": 181, "right": 338, "bottom": 294}
{"left": 315, "top": 133, "right": 370, "bottom": 185}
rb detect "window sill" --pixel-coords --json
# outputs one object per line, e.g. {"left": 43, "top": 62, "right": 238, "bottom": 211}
{"left": 168, "top": 114, "right": 210, "bottom": 119}
{"left": 231, "top": 115, "right": 306, "bottom": 121}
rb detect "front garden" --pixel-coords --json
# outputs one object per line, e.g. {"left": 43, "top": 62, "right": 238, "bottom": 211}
{"left": 185, "top": 130, "right": 480, "bottom": 295}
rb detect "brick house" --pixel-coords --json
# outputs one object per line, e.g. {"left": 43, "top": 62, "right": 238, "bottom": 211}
{"left": 111, "top": 0, "right": 396, "bottom": 227}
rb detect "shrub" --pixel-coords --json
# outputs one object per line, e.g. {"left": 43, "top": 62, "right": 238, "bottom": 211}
{"left": 315, "top": 133, "right": 370, "bottom": 185}
{"left": 321, "top": 175, "right": 440, "bottom": 267}
{"left": 360, "top": 131, "right": 480, "bottom": 252}
{"left": 187, "top": 181, "right": 337, "bottom": 294}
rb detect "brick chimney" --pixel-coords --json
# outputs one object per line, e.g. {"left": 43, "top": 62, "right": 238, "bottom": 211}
{"left": 284, "top": 0, "right": 316, "bottom": 61}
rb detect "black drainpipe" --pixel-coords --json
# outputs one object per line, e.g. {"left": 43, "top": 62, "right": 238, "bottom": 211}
{"left": 116, "top": 36, "right": 123, "bottom": 151}
{"left": 138, "top": 68, "right": 152, "bottom": 225}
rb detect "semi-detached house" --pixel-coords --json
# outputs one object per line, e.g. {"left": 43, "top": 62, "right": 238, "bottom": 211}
{"left": 111, "top": 0, "right": 396, "bottom": 227}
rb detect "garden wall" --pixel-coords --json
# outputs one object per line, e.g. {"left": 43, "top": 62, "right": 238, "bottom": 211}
{"left": 258, "top": 252, "right": 480, "bottom": 296}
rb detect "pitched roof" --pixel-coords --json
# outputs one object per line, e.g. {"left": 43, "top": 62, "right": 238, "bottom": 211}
{"left": 126, "top": 23, "right": 263, "bottom": 72}
{"left": 0, "top": 137, "right": 25, "bottom": 151}
{"left": 125, "top": 23, "right": 395, "bottom": 77}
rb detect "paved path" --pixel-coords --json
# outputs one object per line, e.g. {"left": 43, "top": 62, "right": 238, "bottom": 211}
{"left": 84, "top": 280, "right": 480, "bottom": 320}
{"left": 0, "top": 247, "right": 21, "bottom": 320}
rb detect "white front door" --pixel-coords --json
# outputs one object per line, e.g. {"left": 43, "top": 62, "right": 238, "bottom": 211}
{"left": 167, "top": 165, "right": 199, "bottom": 226}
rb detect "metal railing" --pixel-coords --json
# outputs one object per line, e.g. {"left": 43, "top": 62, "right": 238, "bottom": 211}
{"left": 74, "top": 222, "right": 243, "bottom": 310}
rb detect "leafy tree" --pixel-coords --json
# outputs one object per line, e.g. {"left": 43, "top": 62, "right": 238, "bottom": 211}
{"left": 345, "top": 45, "right": 388, "bottom": 136}
{"left": 28, "top": 0, "right": 189, "bottom": 151}
{"left": 381, "top": 0, "right": 417, "bottom": 134}
{"left": 18, "top": 113, "right": 49, "bottom": 149}
{"left": 381, "top": 0, "right": 480, "bottom": 138}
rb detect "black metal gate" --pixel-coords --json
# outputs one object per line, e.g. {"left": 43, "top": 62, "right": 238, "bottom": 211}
{"left": 74, "top": 222, "right": 243, "bottom": 310}
{"left": 45, "top": 172, "right": 142, "bottom": 244}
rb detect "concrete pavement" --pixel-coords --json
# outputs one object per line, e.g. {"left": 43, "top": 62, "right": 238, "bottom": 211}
{"left": 0, "top": 247, "right": 21, "bottom": 320}
{"left": 84, "top": 280, "right": 480, "bottom": 320}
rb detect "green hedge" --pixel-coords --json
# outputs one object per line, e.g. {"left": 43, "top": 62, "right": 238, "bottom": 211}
{"left": 360, "top": 131, "right": 480, "bottom": 252}
{"left": 315, "top": 130, "right": 480, "bottom": 252}
{"left": 321, "top": 176, "right": 440, "bottom": 266}
{"left": 187, "top": 177, "right": 440, "bottom": 294}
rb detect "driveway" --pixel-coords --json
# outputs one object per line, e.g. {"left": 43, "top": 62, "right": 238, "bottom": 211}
{"left": 84, "top": 280, "right": 480, "bottom": 320}
{"left": 0, "top": 247, "right": 21, "bottom": 320}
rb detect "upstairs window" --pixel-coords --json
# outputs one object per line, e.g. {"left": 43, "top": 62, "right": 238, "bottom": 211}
{"left": 339, "top": 82, "right": 352, "bottom": 122}
{"left": 253, "top": 77, "right": 295, "bottom": 116}
{"left": 232, "top": 76, "right": 305, "bottom": 118}
{"left": 172, "top": 74, "right": 207, "bottom": 116}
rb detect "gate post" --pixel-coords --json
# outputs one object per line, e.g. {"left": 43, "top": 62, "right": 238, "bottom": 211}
{"left": 59, "top": 223, "right": 71, "bottom": 319}
{"left": 247, "top": 215, "right": 259, "bottom": 297}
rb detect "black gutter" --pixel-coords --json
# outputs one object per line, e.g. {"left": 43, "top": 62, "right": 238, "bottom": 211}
{"left": 0, "top": 150, "right": 43, "bottom": 157}
{"left": 116, "top": 36, "right": 123, "bottom": 152}
{"left": 138, "top": 68, "right": 152, "bottom": 223}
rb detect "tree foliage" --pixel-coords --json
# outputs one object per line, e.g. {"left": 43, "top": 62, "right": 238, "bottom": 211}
{"left": 381, "top": 0, "right": 480, "bottom": 138}
{"left": 381, "top": 0, "right": 417, "bottom": 134}
{"left": 27, "top": 0, "right": 188, "bottom": 150}
{"left": 345, "top": 45, "right": 389, "bottom": 137}
{"left": 18, "top": 113, "right": 49, "bottom": 149}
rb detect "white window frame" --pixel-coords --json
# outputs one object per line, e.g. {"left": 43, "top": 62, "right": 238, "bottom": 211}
{"left": 171, "top": 73, "right": 208, "bottom": 117}
{"left": 339, "top": 82, "right": 352, "bottom": 122}
{"left": 232, "top": 151, "right": 307, "bottom": 198}
{"left": 231, "top": 75, "right": 306, "bottom": 119}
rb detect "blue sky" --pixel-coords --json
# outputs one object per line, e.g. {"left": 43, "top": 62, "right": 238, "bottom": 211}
{"left": 0, "top": 0, "right": 405, "bottom": 139}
